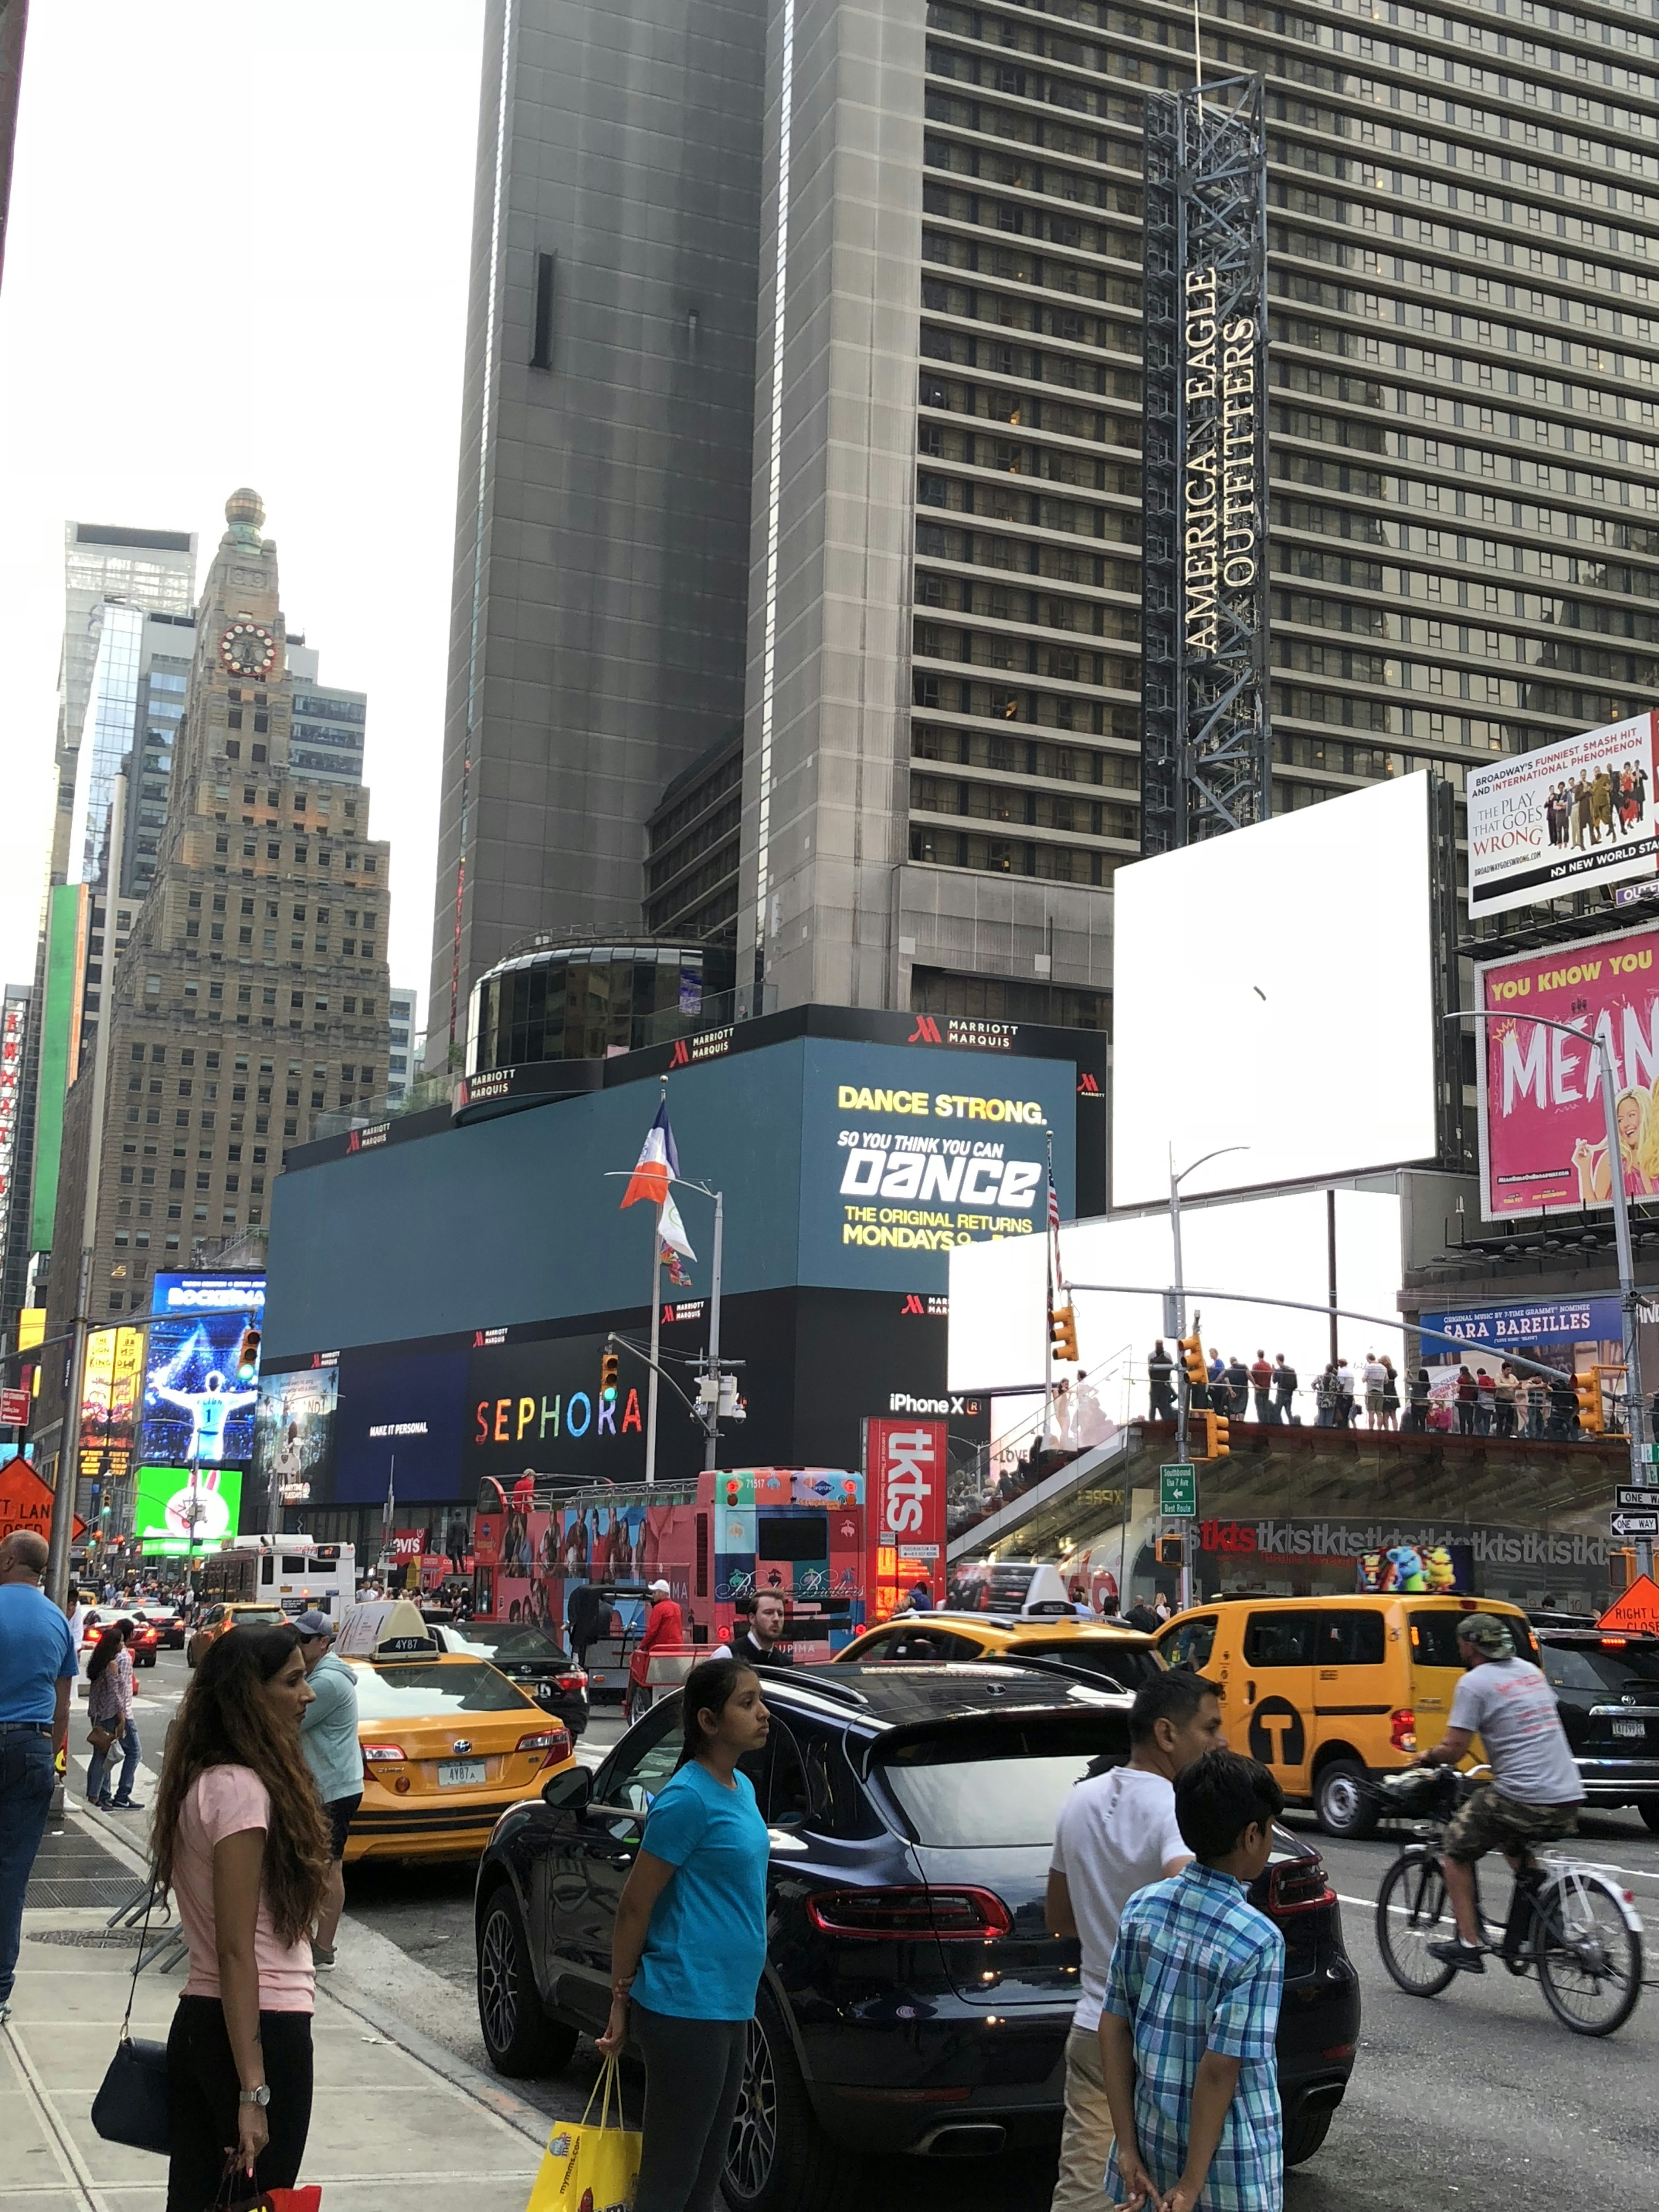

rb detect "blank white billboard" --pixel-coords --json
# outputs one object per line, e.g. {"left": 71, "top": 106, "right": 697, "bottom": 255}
{"left": 947, "top": 1189, "right": 1405, "bottom": 1400}
{"left": 1111, "top": 773, "right": 1438, "bottom": 1206}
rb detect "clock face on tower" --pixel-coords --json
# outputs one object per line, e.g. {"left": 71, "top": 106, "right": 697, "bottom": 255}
{"left": 219, "top": 622, "right": 277, "bottom": 680}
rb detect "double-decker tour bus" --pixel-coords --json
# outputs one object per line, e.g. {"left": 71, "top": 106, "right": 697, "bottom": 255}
{"left": 198, "top": 1535, "right": 357, "bottom": 1621}
{"left": 470, "top": 1468, "right": 865, "bottom": 1694}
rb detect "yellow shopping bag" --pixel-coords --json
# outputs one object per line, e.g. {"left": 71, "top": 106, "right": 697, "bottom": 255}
{"left": 525, "top": 2056, "right": 641, "bottom": 2212}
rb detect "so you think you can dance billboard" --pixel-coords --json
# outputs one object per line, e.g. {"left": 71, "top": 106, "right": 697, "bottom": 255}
{"left": 1477, "top": 919, "right": 1659, "bottom": 1217}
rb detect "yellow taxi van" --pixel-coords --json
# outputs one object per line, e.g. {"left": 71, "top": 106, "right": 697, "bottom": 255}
{"left": 1156, "top": 1592, "right": 1538, "bottom": 1836}
{"left": 332, "top": 1600, "right": 579, "bottom": 1862}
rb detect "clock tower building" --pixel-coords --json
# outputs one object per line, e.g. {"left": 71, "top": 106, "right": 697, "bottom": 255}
{"left": 38, "top": 491, "right": 391, "bottom": 1463}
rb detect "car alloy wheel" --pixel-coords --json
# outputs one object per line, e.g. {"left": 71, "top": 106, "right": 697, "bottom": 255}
{"left": 479, "top": 1898, "right": 521, "bottom": 2057}
{"left": 726, "top": 2013, "right": 779, "bottom": 2201}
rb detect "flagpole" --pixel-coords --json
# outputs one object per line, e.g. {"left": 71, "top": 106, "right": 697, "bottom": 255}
{"left": 645, "top": 1246, "right": 661, "bottom": 1487}
{"left": 1044, "top": 1127, "right": 1056, "bottom": 1462}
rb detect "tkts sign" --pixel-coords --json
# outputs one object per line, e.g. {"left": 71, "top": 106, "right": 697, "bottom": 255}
{"left": 863, "top": 1416, "right": 947, "bottom": 1625}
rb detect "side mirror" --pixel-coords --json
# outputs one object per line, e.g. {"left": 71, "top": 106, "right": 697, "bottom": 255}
{"left": 541, "top": 1764, "right": 593, "bottom": 1812}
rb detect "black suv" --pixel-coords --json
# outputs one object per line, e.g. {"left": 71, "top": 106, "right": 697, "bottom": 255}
{"left": 1535, "top": 1624, "right": 1659, "bottom": 1827}
{"left": 472, "top": 1664, "right": 1358, "bottom": 2212}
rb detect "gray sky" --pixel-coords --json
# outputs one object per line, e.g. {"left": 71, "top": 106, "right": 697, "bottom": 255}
{"left": 0, "top": 1, "right": 485, "bottom": 1033}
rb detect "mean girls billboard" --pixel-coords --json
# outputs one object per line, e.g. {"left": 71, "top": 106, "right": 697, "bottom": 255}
{"left": 1477, "top": 920, "right": 1659, "bottom": 1217}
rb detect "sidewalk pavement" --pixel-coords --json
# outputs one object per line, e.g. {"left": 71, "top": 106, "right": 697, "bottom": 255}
{"left": 3, "top": 1804, "right": 552, "bottom": 2212}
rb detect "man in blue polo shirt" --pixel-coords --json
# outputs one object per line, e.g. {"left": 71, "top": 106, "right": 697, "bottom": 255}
{"left": 0, "top": 1530, "right": 78, "bottom": 2024}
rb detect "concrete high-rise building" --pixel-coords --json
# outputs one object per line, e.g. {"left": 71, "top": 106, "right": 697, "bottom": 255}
{"left": 424, "top": 0, "right": 768, "bottom": 1062}
{"left": 386, "top": 983, "right": 417, "bottom": 1103}
{"left": 34, "top": 490, "right": 390, "bottom": 1478}
{"left": 436, "top": 0, "right": 1659, "bottom": 1050}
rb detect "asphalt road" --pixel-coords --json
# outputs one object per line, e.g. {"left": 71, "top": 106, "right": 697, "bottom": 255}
{"left": 127, "top": 1657, "right": 1659, "bottom": 2209}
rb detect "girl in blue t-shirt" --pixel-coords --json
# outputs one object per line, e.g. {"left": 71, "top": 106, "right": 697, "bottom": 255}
{"left": 598, "top": 1658, "right": 771, "bottom": 2212}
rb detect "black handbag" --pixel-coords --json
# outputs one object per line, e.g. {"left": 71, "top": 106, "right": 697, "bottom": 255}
{"left": 91, "top": 1885, "right": 172, "bottom": 2155}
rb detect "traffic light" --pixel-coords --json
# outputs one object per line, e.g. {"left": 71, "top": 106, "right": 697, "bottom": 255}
{"left": 1051, "top": 1304, "right": 1079, "bottom": 1363}
{"left": 1574, "top": 1367, "right": 1604, "bottom": 1434}
{"left": 1179, "top": 1333, "right": 1206, "bottom": 1390}
{"left": 1195, "top": 1409, "right": 1231, "bottom": 1460}
{"left": 600, "top": 1350, "right": 620, "bottom": 1406}
{"left": 235, "top": 1325, "right": 261, "bottom": 1383}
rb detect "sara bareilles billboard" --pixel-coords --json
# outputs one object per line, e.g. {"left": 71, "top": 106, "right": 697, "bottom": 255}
{"left": 1476, "top": 919, "right": 1659, "bottom": 1217}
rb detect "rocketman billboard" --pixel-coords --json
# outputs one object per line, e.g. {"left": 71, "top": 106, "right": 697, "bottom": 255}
{"left": 1476, "top": 919, "right": 1659, "bottom": 1218}
{"left": 1466, "top": 713, "right": 1659, "bottom": 920}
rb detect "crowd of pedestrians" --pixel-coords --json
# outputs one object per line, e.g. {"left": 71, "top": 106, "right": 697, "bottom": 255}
{"left": 1149, "top": 1345, "right": 1605, "bottom": 1441}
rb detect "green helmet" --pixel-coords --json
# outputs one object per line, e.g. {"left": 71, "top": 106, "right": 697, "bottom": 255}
{"left": 1456, "top": 1613, "right": 1515, "bottom": 1658}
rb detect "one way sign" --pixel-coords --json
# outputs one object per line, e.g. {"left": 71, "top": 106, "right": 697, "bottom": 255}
{"left": 1615, "top": 1487, "right": 1658, "bottom": 1510}
{"left": 1611, "top": 1510, "right": 1659, "bottom": 1539}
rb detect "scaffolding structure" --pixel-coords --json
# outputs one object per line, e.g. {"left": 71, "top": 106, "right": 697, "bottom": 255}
{"left": 1140, "top": 76, "right": 1271, "bottom": 855}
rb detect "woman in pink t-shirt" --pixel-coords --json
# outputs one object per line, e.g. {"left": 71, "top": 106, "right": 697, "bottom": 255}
{"left": 151, "top": 1623, "right": 330, "bottom": 2212}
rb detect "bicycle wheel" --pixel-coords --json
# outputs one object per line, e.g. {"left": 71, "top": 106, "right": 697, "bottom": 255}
{"left": 1534, "top": 1869, "right": 1643, "bottom": 2036}
{"left": 1376, "top": 1851, "right": 1459, "bottom": 1996}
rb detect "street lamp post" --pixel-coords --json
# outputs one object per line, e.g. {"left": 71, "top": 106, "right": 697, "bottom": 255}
{"left": 1167, "top": 1145, "right": 1247, "bottom": 1611}
{"left": 1451, "top": 1010, "right": 1650, "bottom": 1578}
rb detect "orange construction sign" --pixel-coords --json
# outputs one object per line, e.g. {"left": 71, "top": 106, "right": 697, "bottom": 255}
{"left": 1597, "top": 1573, "right": 1659, "bottom": 1635}
{"left": 0, "top": 1455, "right": 85, "bottom": 1546}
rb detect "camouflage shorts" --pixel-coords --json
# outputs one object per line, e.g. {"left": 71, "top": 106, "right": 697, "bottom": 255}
{"left": 1443, "top": 1783, "right": 1579, "bottom": 1865}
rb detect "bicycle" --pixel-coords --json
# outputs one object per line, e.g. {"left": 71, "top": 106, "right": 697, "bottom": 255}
{"left": 1370, "top": 1767, "right": 1644, "bottom": 2037}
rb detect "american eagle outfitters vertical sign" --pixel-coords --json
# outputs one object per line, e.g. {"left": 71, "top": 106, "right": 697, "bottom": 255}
{"left": 1139, "top": 75, "right": 1271, "bottom": 856}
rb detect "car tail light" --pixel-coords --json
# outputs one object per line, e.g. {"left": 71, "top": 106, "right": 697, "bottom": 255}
{"left": 806, "top": 1886, "right": 1013, "bottom": 1940}
{"left": 556, "top": 1673, "right": 587, "bottom": 1692}
{"left": 362, "top": 1744, "right": 406, "bottom": 1764}
{"left": 1265, "top": 1858, "right": 1335, "bottom": 1918}
{"left": 1389, "top": 1708, "right": 1417, "bottom": 1753}
{"left": 517, "top": 1728, "right": 572, "bottom": 1767}
{"left": 1601, "top": 1636, "right": 1629, "bottom": 1649}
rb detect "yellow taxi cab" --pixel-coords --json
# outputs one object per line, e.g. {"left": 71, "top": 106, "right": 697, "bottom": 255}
{"left": 185, "top": 1602, "right": 292, "bottom": 1668}
{"left": 834, "top": 1608, "right": 1163, "bottom": 1693}
{"left": 1155, "top": 1592, "right": 1538, "bottom": 1837}
{"left": 333, "top": 1600, "right": 579, "bottom": 1863}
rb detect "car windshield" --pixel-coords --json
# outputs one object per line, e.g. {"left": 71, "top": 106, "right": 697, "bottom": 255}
{"left": 227, "top": 1608, "right": 287, "bottom": 1628}
{"left": 445, "top": 1624, "right": 564, "bottom": 1664}
{"left": 1541, "top": 1641, "right": 1659, "bottom": 1694}
{"left": 875, "top": 1715, "right": 1129, "bottom": 1847}
{"left": 350, "top": 1661, "right": 530, "bottom": 1718}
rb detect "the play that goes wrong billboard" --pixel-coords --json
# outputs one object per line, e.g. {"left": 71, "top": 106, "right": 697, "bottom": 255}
{"left": 1466, "top": 712, "right": 1659, "bottom": 919}
{"left": 1476, "top": 919, "right": 1659, "bottom": 1218}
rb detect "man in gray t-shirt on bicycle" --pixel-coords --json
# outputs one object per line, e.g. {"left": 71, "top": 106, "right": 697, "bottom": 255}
{"left": 1412, "top": 1613, "right": 1585, "bottom": 1972}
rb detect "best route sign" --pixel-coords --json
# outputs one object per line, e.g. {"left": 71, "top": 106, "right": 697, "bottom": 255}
{"left": 1611, "top": 1510, "right": 1659, "bottom": 1539}
{"left": 1160, "top": 1464, "right": 1197, "bottom": 1518}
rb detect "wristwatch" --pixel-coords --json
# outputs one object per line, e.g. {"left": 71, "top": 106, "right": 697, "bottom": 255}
{"left": 238, "top": 2086, "right": 271, "bottom": 2107}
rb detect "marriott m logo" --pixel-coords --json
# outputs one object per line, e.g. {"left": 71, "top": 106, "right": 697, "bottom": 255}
{"left": 669, "top": 1039, "right": 690, "bottom": 1068}
{"left": 907, "top": 1015, "right": 943, "bottom": 1044}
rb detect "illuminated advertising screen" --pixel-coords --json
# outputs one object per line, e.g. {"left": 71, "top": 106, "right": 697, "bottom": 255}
{"left": 252, "top": 1363, "right": 339, "bottom": 1507}
{"left": 1475, "top": 919, "right": 1659, "bottom": 1218}
{"left": 79, "top": 1325, "right": 145, "bottom": 1487}
{"left": 151, "top": 1271, "right": 266, "bottom": 1316}
{"left": 1465, "top": 712, "right": 1659, "bottom": 920}
{"left": 135, "top": 1463, "right": 245, "bottom": 1556}
{"left": 796, "top": 1039, "right": 1076, "bottom": 1292}
{"left": 1112, "top": 773, "right": 1438, "bottom": 1204}
{"left": 141, "top": 1312, "right": 261, "bottom": 1469}
{"left": 332, "top": 1348, "right": 470, "bottom": 1505}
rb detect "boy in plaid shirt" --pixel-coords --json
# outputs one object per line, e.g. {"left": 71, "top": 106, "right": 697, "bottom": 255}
{"left": 1099, "top": 1750, "right": 1287, "bottom": 2212}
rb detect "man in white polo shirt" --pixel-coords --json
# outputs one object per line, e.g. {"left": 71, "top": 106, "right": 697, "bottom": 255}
{"left": 1045, "top": 1669, "right": 1226, "bottom": 2212}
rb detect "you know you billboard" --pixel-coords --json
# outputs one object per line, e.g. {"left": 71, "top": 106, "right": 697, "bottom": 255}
{"left": 1477, "top": 918, "right": 1659, "bottom": 1218}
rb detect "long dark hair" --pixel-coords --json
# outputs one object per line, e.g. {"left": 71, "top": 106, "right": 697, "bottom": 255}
{"left": 87, "top": 1621, "right": 128, "bottom": 1683}
{"left": 151, "top": 1623, "right": 330, "bottom": 1945}
{"left": 675, "top": 1657, "right": 760, "bottom": 1770}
